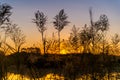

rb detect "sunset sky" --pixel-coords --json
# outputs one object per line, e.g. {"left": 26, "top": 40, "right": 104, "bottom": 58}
{"left": 1, "top": 0, "right": 120, "bottom": 47}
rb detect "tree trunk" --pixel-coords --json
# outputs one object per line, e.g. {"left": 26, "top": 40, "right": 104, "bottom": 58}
{"left": 102, "top": 34, "right": 105, "bottom": 54}
{"left": 41, "top": 32, "right": 45, "bottom": 54}
{"left": 44, "top": 38, "right": 46, "bottom": 54}
{"left": 18, "top": 46, "right": 20, "bottom": 53}
{"left": 58, "top": 31, "right": 60, "bottom": 53}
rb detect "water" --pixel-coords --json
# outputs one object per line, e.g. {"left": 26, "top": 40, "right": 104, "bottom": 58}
{"left": 5, "top": 72, "right": 120, "bottom": 80}
{"left": 6, "top": 73, "right": 64, "bottom": 80}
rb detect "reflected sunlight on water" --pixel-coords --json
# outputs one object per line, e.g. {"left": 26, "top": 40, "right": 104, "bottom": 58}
{"left": 43, "top": 73, "right": 64, "bottom": 80}
{"left": 7, "top": 73, "right": 29, "bottom": 80}
{"left": 7, "top": 73, "right": 64, "bottom": 80}
{"left": 6, "top": 72, "right": 120, "bottom": 80}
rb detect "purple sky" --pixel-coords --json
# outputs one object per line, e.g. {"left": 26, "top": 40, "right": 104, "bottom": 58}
{"left": 1, "top": 0, "right": 120, "bottom": 46}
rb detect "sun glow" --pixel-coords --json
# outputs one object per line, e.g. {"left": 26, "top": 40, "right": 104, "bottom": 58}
{"left": 60, "top": 49, "right": 68, "bottom": 54}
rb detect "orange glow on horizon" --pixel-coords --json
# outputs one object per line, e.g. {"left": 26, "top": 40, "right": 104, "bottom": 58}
{"left": 60, "top": 49, "right": 68, "bottom": 54}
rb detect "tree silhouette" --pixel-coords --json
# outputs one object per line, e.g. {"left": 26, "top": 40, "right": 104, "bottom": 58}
{"left": 0, "top": 3, "right": 12, "bottom": 26}
{"left": 96, "top": 14, "right": 109, "bottom": 53}
{"left": 111, "top": 33, "right": 120, "bottom": 54}
{"left": 33, "top": 11, "right": 47, "bottom": 54}
{"left": 87, "top": 8, "right": 109, "bottom": 53}
{"left": 0, "top": 3, "right": 12, "bottom": 54}
{"left": 69, "top": 25, "right": 80, "bottom": 53}
{"left": 45, "top": 38, "right": 59, "bottom": 54}
{"left": 79, "top": 24, "right": 92, "bottom": 53}
{"left": 7, "top": 23, "right": 26, "bottom": 53}
{"left": 53, "top": 9, "right": 69, "bottom": 53}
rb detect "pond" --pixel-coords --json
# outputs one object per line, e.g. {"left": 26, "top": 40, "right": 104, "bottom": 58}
{"left": 6, "top": 73, "right": 64, "bottom": 80}
{"left": 4, "top": 72, "right": 120, "bottom": 80}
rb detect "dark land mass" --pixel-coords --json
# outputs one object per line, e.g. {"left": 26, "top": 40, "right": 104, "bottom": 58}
{"left": 0, "top": 52, "right": 120, "bottom": 79}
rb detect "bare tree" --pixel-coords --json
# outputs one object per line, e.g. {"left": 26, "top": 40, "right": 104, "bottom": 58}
{"left": 89, "top": 8, "right": 109, "bottom": 53}
{"left": 97, "top": 14, "right": 109, "bottom": 54}
{"left": 0, "top": 3, "right": 12, "bottom": 43}
{"left": 0, "top": 3, "right": 12, "bottom": 54}
{"left": 7, "top": 23, "right": 26, "bottom": 53}
{"left": 53, "top": 9, "right": 69, "bottom": 53}
{"left": 33, "top": 10, "right": 47, "bottom": 54}
{"left": 69, "top": 25, "right": 80, "bottom": 53}
{"left": 45, "top": 39, "right": 59, "bottom": 54}
{"left": 0, "top": 3, "right": 12, "bottom": 26}
{"left": 79, "top": 24, "right": 92, "bottom": 53}
{"left": 89, "top": 8, "right": 109, "bottom": 36}
{"left": 111, "top": 33, "right": 120, "bottom": 54}
{"left": 79, "top": 8, "right": 109, "bottom": 54}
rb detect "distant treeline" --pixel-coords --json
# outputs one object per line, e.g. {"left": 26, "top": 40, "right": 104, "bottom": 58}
{"left": 0, "top": 3, "right": 120, "bottom": 55}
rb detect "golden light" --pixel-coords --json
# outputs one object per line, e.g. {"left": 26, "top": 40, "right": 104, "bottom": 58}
{"left": 60, "top": 49, "right": 68, "bottom": 54}
{"left": 7, "top": 73, "right": 64, "bottom": 80}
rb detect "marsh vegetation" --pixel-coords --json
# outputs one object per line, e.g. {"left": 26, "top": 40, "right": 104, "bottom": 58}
{"left": 0, "top": 2, "right": 120, "bottom": 80}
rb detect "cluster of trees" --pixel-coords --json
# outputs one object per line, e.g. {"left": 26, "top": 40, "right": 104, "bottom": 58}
{"left": 33, "top": 9, "right": 69, "bottom": 54}
{"left": 0, "top": 3, "right": 120, "bottom": 55}
{"left": 0, "top": 3, "right": 25, "bottom": 54}
{"left": 33, "top": 8, "right": 120, "bottom": 55}
{"left": 68, "top": 9, "right": 120, "bottom": 55}
{"left": 1, "top": 3, "right": 120, "bottom": 80}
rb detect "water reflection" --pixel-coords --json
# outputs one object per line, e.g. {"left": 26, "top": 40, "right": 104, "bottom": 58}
{"left": 42, "top": 73, "right": 64, "bottom": 80}
{"left": 77, "top": 73, "right": 120, "bottom": 80}
{"left": 7, "top": 73, "right": 64, "bottom": 80}
{"left": 5, "top": 72, "right": 120, "bottom": 80}
{"left": 7, "top": 73, "right": 29, "bottom": 80}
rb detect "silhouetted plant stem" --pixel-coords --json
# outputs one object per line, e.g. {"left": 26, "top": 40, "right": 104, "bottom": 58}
{"left": 33, "top": 11, "right": 47, "bottom": 54}
{"left": 41, "top": 32, "right": 45, "bottom": 54}
{"left": 58, "top": 31, "right": 60, "bottom": 53}
{"left": 53, "top": 9, "right": 69, "bottom": 54}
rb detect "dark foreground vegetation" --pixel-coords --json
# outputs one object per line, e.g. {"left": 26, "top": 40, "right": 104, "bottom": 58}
{"left": 0, "top": 52, "right": 120, "bottom": 79}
